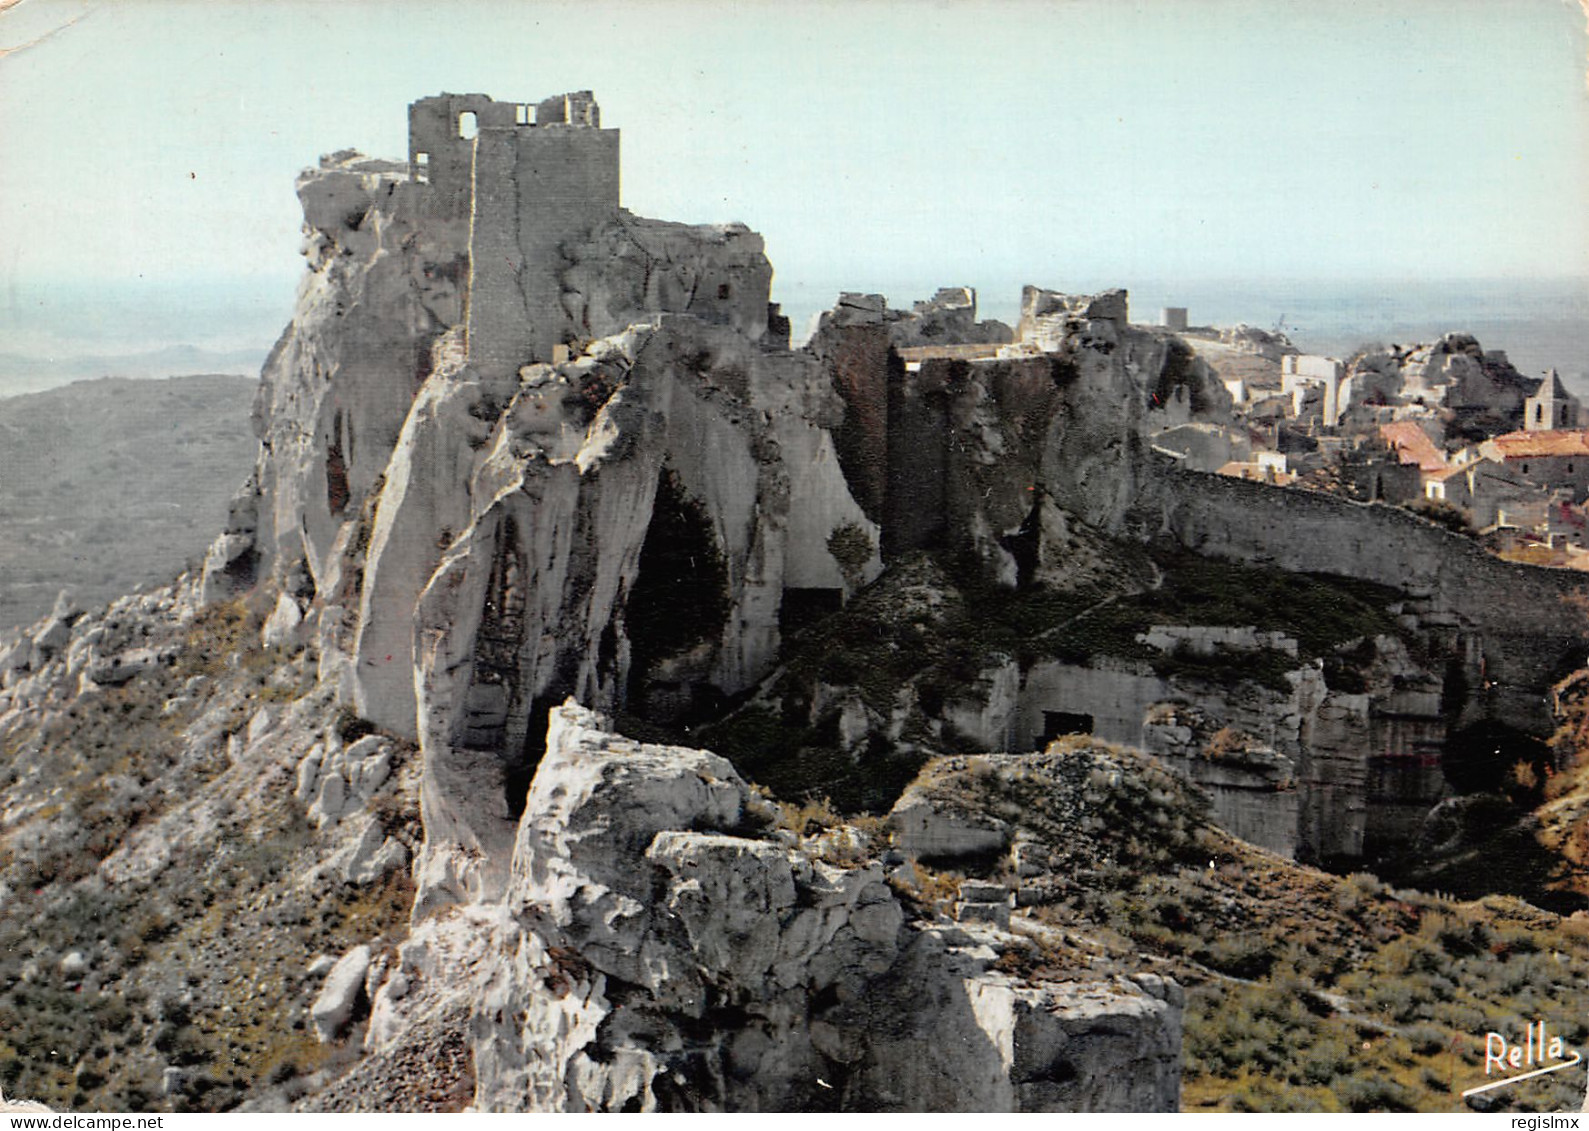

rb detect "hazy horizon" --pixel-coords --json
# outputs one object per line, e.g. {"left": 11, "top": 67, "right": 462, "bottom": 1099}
{"left": 2, "top": 270, "right": 1585, "bottom": 401}
{"left": 2, "top": 0, "right": 1586, "bottom": 335}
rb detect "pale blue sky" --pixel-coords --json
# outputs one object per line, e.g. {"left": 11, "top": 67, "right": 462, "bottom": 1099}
{"left": 0, "top": 0, "right": 1586, "bottom": 354}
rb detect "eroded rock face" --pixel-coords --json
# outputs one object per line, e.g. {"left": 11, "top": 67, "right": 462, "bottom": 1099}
{"left": 199, "top": 112, "right": 883, "bottom": 914}
{"left": 361, "top": 703, "right": 1182, "bottom": 1112}
{"left": 810, "top": 284, "right": 1233, "bottom": 570}
{"left": 399, "top": 317, "right": 879, "bottom": 911}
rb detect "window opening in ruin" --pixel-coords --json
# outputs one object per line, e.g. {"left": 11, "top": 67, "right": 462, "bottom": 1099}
{"left": 1537, "top": 404, "right": 1545, "bottom": 424}
{"left": 415, "top": 152, "right": 429, "bottom": 184}
{"left": 717, "top": 283, "right": 731, "bottom": 301}
{"left": 1040, "top": 711, "right": 1094, "bottom": 747}
{"left": 515, "top": 104, "right": 528, "bottom": 125}
{"left": 458, "top": 111, "right": 479, "bottom": 140}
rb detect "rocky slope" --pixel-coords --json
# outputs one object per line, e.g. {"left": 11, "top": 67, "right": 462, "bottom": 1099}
{"left": 0, "top": 375, "right": 259, "bottom": 629}
{"left": 334, "top": 702, "right": 1182, "bottom": 1112}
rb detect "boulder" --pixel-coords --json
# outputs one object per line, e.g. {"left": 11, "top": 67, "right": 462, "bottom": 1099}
{"left": 311, "top": 944, "right": 372, "bottom": 1042}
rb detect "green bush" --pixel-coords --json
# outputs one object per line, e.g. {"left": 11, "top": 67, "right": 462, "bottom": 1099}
{"left": 335, "top": 708, "right": 376, "bottom": 744}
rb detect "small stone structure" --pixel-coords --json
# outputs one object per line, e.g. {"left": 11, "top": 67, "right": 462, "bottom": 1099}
{"left": 1523, "top": 369, "right": 1581, "bottom": 432}
{"left": 1281, "top": 354, "right": 1346, "bottom": 428}
{"left": 1136, "top": 624, "right": 1298, "bottom": 658}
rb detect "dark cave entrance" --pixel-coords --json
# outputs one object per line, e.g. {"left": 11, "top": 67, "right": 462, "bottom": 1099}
{"left": 1039, "top": 710, "right": 1094, "bottom": 748}
{"left": 506, "top": 692, "right": 565, "bottom": 821}
{"left": 624, "top": 467, "right": 729, "bottom": 725}
{"left": 1441, "top": 720, "right": 1552, "bottom": 798}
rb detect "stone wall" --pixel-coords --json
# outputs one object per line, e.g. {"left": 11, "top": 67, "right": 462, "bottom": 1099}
{"left": 1136, "top": 466, "right": 1589, "bottom": 733}
{"left": 408, "top": 93, "right": 516, "bottom": 219}
{"left": 466, "top": 124, "right": 620, "bottom": 375}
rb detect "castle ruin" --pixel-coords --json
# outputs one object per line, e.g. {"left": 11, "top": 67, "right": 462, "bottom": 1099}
{"left": 406, "top": 92, "right": 778, "bottom": 380}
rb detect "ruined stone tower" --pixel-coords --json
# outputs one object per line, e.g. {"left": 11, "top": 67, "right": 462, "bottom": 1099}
{"left": 408, "top": 91, "right": 620, "bottom": 377}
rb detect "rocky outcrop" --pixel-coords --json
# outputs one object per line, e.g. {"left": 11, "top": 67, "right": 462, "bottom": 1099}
{"left": 1348, "top": 333, "right": 1533, "bottom": 422}
{"left": 393, "top": 315, "right": 879, "bottom": 911}
{"left": 203, "top": 111, "right": 883, "bottom": 844}
{"left": 356, "top": 702, "right": 1181, "bottom": 1112}
{"left": 312, "top": 944, "right": 373, "bottom": 1042}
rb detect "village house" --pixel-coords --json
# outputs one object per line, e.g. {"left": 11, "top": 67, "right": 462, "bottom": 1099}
{"left": 1478, "top": 428, "right": 1589, "bottom": 497}
{"left": 1281, "top": 354, "right": 1347, "bottom": 428}
{"left": 1422, "top": 457, "right": 1538, "bottom": 528}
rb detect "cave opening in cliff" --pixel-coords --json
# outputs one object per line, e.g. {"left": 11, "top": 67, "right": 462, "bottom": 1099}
{"left": 624, "top": 467, "right": 729, "bottom": 725}
{"left": 1040, "top": 710, "right": 1094, "bottom": 747}
{"left": 1442, "top": 719, "right": 1552, "bottom": 798}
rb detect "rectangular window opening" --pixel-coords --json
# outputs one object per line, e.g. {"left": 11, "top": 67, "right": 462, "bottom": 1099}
{"left": 1039, "top": 711, "right": 1094, "bottom": 749}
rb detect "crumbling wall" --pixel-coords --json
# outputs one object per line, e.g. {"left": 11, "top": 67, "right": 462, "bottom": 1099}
{"left": 408, "top": 93, "right": 517, "bottom": 219}
{"left": 1137, "top": 467, "right": 1589, "bottom": 734}
{"left": 561, "top": 216, "right": 775, "bottom": 346}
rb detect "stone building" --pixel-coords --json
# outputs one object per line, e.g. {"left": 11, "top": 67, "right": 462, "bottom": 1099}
{"left": 1281, "top": 354, "right": 1346, "bottom": 428}
{"left": 406, "top": 92, "right": 777, "bottom": 380}
{"left": 1523, "top": 369, "right": 1581, "bottom": 432}
{"left": 1479, "top": 429, "right": 1589, "bottom": 498}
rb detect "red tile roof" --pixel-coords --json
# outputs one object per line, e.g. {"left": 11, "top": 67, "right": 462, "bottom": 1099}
{"left": 1488, "top": 429, "right": 1589, "bottom": 459}
{"left": 1379, "top": 421, "right": 1447, "bottom": 472}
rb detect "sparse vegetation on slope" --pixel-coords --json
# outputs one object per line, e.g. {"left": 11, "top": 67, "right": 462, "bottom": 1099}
{"left": 0, "top": 376, "right": 259, "bottom": 631}
{"left": 903, "top": 745, "right": 1589, "bottom": 1113}
{"left": 0, "top": 585, "right": 421, "bottom": 1112}
{"left": 700, "top": 537, "right": 1409, "bottom": 812}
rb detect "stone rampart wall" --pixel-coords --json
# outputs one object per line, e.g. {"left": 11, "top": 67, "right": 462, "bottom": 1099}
{"left": 1140, "top": 467, "right": 1588, "bottom": 731}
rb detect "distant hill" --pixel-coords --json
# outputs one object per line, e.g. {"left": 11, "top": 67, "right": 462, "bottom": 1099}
{"left": 0, "top": 375, "right": 259, "bottom": 629}
{"left": 0, "top": 345, "right": 268, "bottom": 398}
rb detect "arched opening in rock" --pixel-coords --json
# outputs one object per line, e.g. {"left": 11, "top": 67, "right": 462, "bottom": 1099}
{"left": 624, "top": 467, "right": 728, "bottom": 725}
